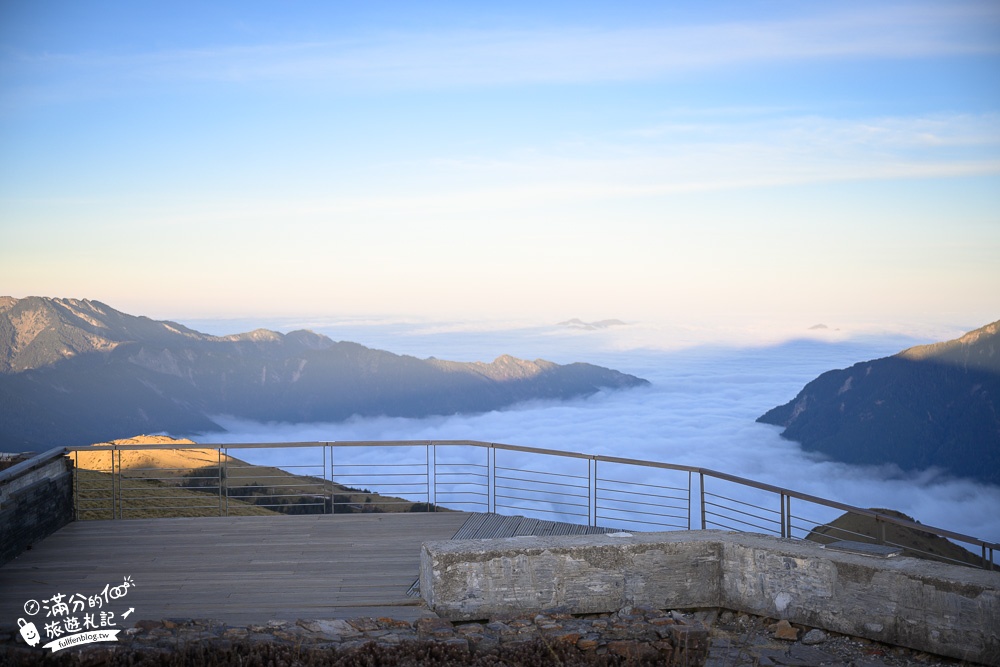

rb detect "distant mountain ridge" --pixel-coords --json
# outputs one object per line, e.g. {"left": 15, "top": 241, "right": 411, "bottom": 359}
{"left": 758, "top": 320, "right": 1000, "bottom": 485}
{"left": 0, "top": 297, "right": 649, "bottom": 451}
{"left": 557, "top": 318, "right": 627, "bottom": 330}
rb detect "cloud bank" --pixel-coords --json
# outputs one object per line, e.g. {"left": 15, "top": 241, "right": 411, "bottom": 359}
{"left": 181, "top": 322, "right": 1000, "bottom": 545}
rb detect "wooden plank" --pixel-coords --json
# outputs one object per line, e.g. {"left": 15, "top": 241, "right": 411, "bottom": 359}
{"left": 448, "top": 512, "right": 615, "bottom": 539}
{"left": 514, "top": 517, "right": 540, "bottom": 536}
{"left": 448, "top": 512, "right": 487, "bottom": 539}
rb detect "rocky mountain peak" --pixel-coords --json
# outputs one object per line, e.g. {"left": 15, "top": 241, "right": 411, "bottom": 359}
{"left": 758, "top": 319, "right": 1000, "bottom": 485}
{"left": 1, "top": 296, "right": 648, "bottom": 452}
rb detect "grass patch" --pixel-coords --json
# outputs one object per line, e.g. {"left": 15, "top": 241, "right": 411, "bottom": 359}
{"left": 71, "top": 441, "right": 445, "bottom": 518}
{"left": 74, "top": 468, "right": 279, "bottom": 520}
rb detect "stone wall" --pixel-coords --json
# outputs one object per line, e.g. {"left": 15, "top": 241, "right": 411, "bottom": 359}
{"left": 421, "top": 529, "right": 1000, "bottom": 666}
{"left": 0, "top": 448, "right": 74, "bottom": 566}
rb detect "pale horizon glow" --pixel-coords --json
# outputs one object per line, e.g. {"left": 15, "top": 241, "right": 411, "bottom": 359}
{"left": 1, "top": 1, "right": 999, "bottom": 329}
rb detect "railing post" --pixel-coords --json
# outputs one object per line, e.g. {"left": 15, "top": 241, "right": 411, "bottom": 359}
{"left": 786, "top": 495, "right": 792, "bottom": 538}
{"left": 427, "top": 442, "right": 434, "bottom": 511}
{"left": 687, "top": 471, "right": 692, "bottom": 531}
{"left": 330, "top": 444, "right": 336, "bottom": 513}
{"left": 223, "top": 447, "right": 229, "bottom": 517}
{"left": 488, "top": 445, "right": 496, "bottom": 514}
{"left": 589, "top": 458, "right": 595, "bottom": 527}
{"left": 780, "top": 493, "right": 787, "bottom": 538}
{"left": 699, "top": 472, "right": 706, "bottom": 530}
{"left": 72, "top": 450, "right": 79, "bottom": 521}
{"left": 217, "top": 448, "right": 223, "bottom": 516}
{"left": 114, "top": 447, "right": 120, "bottom": 520}
{"left": 323, "top": 444, "right": 329, "bottom": 514}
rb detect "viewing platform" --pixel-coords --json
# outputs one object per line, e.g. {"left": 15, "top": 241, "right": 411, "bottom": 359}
{"left": 2, "top": 441, "right": 998, "bottom": 665}
{"left": 0, "top": 510, "right": 614, "bottom": 624}
{"left": 1, "top": 513, "right": 467, "bottom": 625}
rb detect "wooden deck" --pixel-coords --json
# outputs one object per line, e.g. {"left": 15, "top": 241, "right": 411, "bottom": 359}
{"left": 0, "top": 512, "right": 617, "bottom": 626}
{"left": 0, "top": 513, "right": 471, "bottom": 625}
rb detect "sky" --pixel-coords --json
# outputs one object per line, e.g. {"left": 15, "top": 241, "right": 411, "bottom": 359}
{"left": 1, "top": 1, "right": 999, "bottom": 331}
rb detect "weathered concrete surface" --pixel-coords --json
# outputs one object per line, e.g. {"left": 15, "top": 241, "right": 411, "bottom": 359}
{"left": 720, "top": 535, "right": 1000, "bottom": 666}
{"left": 0, "top": 448, "right": 74, "bottom": 566}
{"left": 421, "top": 532, "right": 722, "bottom": 619}
{"left": 421, "top": 530, "right": 1000, "bottom": 666}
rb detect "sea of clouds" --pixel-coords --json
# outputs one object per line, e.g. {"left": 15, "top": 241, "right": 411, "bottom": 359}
{"left": 178, "top": 318, "right": 1000, "bottom": 545}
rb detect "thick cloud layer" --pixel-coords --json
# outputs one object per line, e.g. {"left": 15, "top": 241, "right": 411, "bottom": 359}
{"left": 182, "top": 321, "right": 1000, "bottom": 545}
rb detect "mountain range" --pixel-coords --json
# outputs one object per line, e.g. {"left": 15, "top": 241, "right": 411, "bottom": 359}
{"left": 0, "top": 297, "right": 648, "bottom": 452}
{"left": 758, "top": 320, "right": 1000, "bottom": 485}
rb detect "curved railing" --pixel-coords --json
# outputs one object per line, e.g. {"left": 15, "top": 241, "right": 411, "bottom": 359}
{"left": 63, "top": 439, "right": 998, "bottom": 570}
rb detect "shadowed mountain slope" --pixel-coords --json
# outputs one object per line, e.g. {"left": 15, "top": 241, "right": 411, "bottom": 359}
{"left": 758, "top": 320, "right": 1000, "bottom": 485}
{"left": 0, "top": 297, "right": 648, "bottom": 451}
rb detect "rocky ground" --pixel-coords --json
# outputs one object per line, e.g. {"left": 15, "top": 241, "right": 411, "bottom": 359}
{"left": 700, "top": 610, "right": 976, "bottom": 667}
{"left": 0, "top": 607, "right": 980, "bottom": 666}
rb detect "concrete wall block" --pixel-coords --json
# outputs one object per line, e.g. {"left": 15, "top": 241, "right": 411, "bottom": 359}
{"left": 717, "top": 537, "right": 1000, "bottom": 664}
{"left": 421, "top": 529, "right": 1000, "bottom": 665}
{"left": 623, "top": 540, "right": 722, "bottom": 609}
{"left": 421, "top": 532, "right": 723, "bottom": 621}
{"left": 0, "top": 457, "right": 67, "bottom": 505}
{"left": 0, "top": 457, "right": 74, "bottom": 566}
{"left": 719, "top": 541, "right": 837, "bottom": 621}
{"left": 421, "top": 540, "right": 627, "bottom": 619}
{"left": 866, "top": 569, "right": 1000, "bottom": 665}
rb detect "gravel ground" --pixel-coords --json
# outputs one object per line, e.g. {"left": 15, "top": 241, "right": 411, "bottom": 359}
{"left": 700, "top": 610, "right": 979, "bottom": 667}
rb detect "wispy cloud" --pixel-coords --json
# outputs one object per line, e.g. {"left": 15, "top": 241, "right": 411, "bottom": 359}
{"left": 144, "top": 6, "right": 1000, "bottom": 87}
{"left": 50, "top": 111, "right": 995, "bottom": 229}
{"left": 5, "top": 3, "right": 997, "bottom": 97}
{"left": 380, "top": 112, "right": 1000, "bottom": 204}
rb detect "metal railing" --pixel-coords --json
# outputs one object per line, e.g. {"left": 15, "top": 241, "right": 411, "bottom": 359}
{"left": 66, "top": 440, "right": 998, "bottom": 570}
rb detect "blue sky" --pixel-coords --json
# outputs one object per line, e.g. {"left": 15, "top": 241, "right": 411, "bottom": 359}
{"left": 2, "top": 1, "right": 998, "bottom": 332}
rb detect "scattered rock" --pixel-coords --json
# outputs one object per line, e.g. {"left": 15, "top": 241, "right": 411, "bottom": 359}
{"left": 771, "top": 619, "right": 800, "bottom": 641}
{"left": 802, "top": 628, "right": 829, "bottom": 645}
{"left": 346, "top": 617, "right": 380, "bottom": 632}
{"left": 415, "top": 616, "right": 455, "bottom": 637}
{"left": 132, "top": 619, "right": 162, "bottom": 631}
{"left": 787, "top": 643, "right": 839, "bottom": 665}
{"left": 455, "top": 622, "right": 484, "bottom": 636}
{"left": 299, "top": 618, "right": 361, "bottom": 639}
{"left": 546, "top": 629, "right": 582, "bottom": 645}
{"left": 608, "top": 639, "right": 661, "bottom": 660}
{"left": 708, "top": 610, "right": 959, "bottom": 666}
